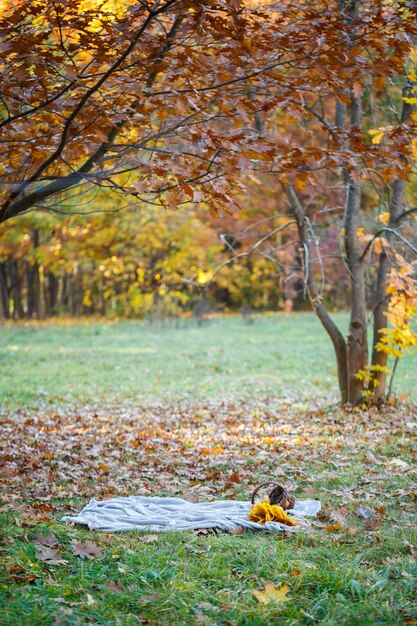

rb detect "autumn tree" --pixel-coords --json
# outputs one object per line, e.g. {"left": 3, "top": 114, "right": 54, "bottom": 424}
{"left": 214, "top": 0, "right": 417, "bottom": 405}
{"left": 1, "top": 0, "right": 416, "bottom": 405}
{"left": 0, "top": 0, "right": 322, "bottom": 223}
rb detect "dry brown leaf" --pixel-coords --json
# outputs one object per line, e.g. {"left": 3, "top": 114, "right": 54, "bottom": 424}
{"left": 33, "top": 533, "right": 58, "bottom": 547}
{"left": 72, "top": 541, "right": 102, "bottom": 559}
{"left": 36, "top": 545, "right": 68, "bottom": 566}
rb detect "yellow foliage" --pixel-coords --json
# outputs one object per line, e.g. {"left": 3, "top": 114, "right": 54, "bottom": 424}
{"left": 407, "top": 68, "right": 417, "bottom": 83}
{"left": 196, "top": 269, "right": 212, "bottom": 285}
{"left": 369, "top": 128, "right": 384, "bottom": 144}
{"left": 253, "top": 583, "right": 291, "bottom": 605}
{"left": 294, "top": 177, "right": 306, "bottom": 191}
{"left": 248, "top": 502, "right": 297, "bottom": 526}
{"left": 377, "top": 262, "right": 417, "bottom": 358}
{"left": 82, "top": 290, "right": 92, "bottom": 307}
{"left": 373, "top": 238, "right": 385, "bottom": 254}
{"left": 379, "top": 212, "right": 390, "bottom": 225}
{"left": 356, "top": 256, "right": 417, "bottom": 398}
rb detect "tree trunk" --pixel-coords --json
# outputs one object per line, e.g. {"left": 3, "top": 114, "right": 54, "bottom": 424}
{"left": 60, "top": 274, "right": 69, "bottom": 312}
{"left": 335, "top": 0, "right": 368, "bottom": 406}
{"left": 8, "top": 260, "right": 25, "bottom": 320}
{"left": 45, "top": 272, "right": 58, "bottom": 315}
{"left": 370, "top": 90, "right": 413, "bottom": 402}
{"left": 0, "top": 263, "right": 10, "bottom": 319}
{"left": 343, "top": 84, "right": 368, "bottom": 405}
{"left": 26, "top": 261, "right": 42, "bottom": 318}
{"left": 285, "top": 184, "right": 349, "bottom": 404}
{"left": 68, "top": 275, "right": 76, "bottom": 316}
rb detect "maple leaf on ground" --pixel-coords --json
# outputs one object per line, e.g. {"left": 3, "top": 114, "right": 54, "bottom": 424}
{"left": 36, "top": 545, "right": 68, "bottom": 566}
{"left": 33, "top": 533, "right": 58, "bottom": 547}
{"left": 72, "top": 541, "right": 102, "bottom": 559}
{"left": 253, "top": 583, "right": 291, "bottom": 604}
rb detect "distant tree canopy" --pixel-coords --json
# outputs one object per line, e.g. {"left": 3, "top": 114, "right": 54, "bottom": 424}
{"left": 1, "top": 0, "right": 417, "bottom": 406}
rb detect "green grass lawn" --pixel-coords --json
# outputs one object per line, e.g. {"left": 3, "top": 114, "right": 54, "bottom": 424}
{"left": 0, "top": 315, "right": 416, "bottom": 625}
{"left": 0, "top": 313, "right": 416, "bottom": 408}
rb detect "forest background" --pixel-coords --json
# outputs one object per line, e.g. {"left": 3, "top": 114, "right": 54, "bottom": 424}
{"left": 0, "top": 199, "right": 336, "bottom": 322}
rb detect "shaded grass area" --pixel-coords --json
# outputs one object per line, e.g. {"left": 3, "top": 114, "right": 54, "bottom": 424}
{"left": 0, "top": 313, "right": 416, "bottom": 408}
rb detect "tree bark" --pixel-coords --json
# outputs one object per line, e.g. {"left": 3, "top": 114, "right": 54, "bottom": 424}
{"left": 344, "top": 85, "right": 368, "bottom": 404}
{"left": 25, "top": 229, "right": 42, "bottom": 318}
{"left": 370, "top": 89, "right": 414, "bottom": 401}
{"left": 0, "top": 263, "right": 10, "bottom": 319}
{"left": 285, "top": 184, "right": 349, "bottom": 403}
{"left": 8, "top": 261, "right": 24, "bottom": 320}
{"left": 45, "top": 272, "right": 58, "bottom": 315}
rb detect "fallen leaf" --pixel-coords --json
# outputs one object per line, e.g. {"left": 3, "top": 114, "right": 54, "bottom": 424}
{"left": 374, "top": 506, "right": 386, "bottom": 515}
{"left": 230, "top": 526, "right": 244, "bottom": 535}
{"left": 365, "top": 518, "right": 381, "bottom": 531}
{"left": 201, "top": 446, "right": 225, "bottom": 455}
{"left": 33, "top": 533, "right": 58, "bottom": 547}
{"left": 403, "top": 540, "right": 416, "bottom": 558}
{"left": 143, "top": 534, "right": 158, "bottom": 543}
{"left": 325, "top": 522, "right": 342, "bottom": 533}
{"left": 6, "top": 564, "right": 39, "bottom": 584}
{"left": 72, "top": 541, "right": 102, "bottom": 559}
{"left": 228, "top": 471, "right": 244, "bottom": 484}
{"left": 36, "top": 545, "right": 68, "bottom": 566}
{"left": 253, "top": 583, "right": 291, "bottom": 604}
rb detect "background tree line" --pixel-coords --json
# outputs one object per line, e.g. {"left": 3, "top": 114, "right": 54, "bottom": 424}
{"left": 0, "top": 196, "right": 352, "bottom": 321}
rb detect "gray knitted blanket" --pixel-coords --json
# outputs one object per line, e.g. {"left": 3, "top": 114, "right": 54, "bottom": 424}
{"left": 62, "top": 496, "right": 321, "bottom": 533}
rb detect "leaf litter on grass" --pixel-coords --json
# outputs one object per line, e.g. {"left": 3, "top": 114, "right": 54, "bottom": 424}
{"left": 1, "top": 397, "right": 416, "bottom": 523}
{"left": 1, "top": 397, "right": 417, "bottom": 625}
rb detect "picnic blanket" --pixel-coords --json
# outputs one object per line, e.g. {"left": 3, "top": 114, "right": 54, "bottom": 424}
{"left": 62, "top": 496, "right": 321, "bottom": 533}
